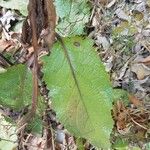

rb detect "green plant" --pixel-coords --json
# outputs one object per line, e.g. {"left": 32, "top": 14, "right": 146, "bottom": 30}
{"left": 0, "top": 37, "right": 129, "bottom": 149}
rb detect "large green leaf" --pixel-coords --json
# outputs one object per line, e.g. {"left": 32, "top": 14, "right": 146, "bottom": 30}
{"left": 0, "top": 0, "right": 28, "bottom": 16}
{"left": 42, "top": 37, "right": 114, "bottom": 149}
{"left": 0, "top": 64, "right": 32, "bottom": 110}
{"left": 55, "top": 0, "right": 90, "bottom": 36}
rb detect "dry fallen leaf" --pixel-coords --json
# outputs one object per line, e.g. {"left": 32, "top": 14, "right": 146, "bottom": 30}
{"left": 115, "top": 8, "right": 130, "bottom": 21}
{"left": 131, "top": 63, "right": 150, "bottom": 80}
{"left": 138, "top": 56, "right": 150, "bottom": 64}
{"left": 0, "top": 39, "right": 14, "bottom": 52}
{"left": 26, "top": 136, "right": 46, "bottom": 150}
{"left": 106, "top": 0, "right": 116, "bottom": 8}
{"left": 99, "top": 0, "right": 108, "bottom": 6}
{"left": 128, "top": 94, "right": 142, "bottom": 107}
{"left": 113, "top": 101, "right": 130, "bottom": 135}
{"left": 96, "top": 35, "right": 110, "bottom": 50}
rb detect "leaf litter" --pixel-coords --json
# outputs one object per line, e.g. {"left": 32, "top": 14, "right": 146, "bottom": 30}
{"left": 89, "top": 0, "right": 150, "bottom": 148}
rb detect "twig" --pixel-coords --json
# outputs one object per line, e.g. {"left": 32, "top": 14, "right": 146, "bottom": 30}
{"left": 29, "top": 0, "right": 39, "bottom": 113}
{"left": 131, "top": 117, "right": 148, "bottom": 130}
{"left": 0, "top": 53, "right": 13, "bottom": 67}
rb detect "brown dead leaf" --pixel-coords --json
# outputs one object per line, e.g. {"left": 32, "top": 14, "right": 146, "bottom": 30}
{"left": 26, "top": 135, "right": 46, "bottom": 150}
{"left": 138, "top": 56, "right": 150, "bottom": 64}
{"left": 99, "top": 0, "right": 108, "bottom": 6}
{"left": 113, "top": 101, "right": 130, "bottom": 134}
{"left": 131, "top": 63, "right": 150, "bottom": 80}
{"left": 0, "top": 39, "right": 14, "bottom": 53}
{"left": 128, "top": 94, "right": 143, "bottom": 107}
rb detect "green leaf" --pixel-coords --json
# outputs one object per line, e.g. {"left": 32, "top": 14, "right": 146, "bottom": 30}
{"left": 112, "top": 21, "right": 137, "bottom": 36}
{"left": 0, "top": 0, "right": 28, "bottom": 16}
{"left": 112, "top": 138, "right": 128, "bottom": 150}
{"left": 146, "top": 142, "right": 150, "bottom": 150}
{"left": 42, "top": 37, "right": 114, "bottom": 149}
{"left": 27, "top": 98, "right": 45, "bottom": 134}
{"left": 113, "top": 89, "right": 129, "bottom": 105}
{"left": 76, "top": 138, "right": 85, "bottom": 150}
{"left": 0, "top": 65, "right": 43, "bottom": 134}
{"left": 27, "top": 115, "right": 43, "bottom": 134}
{"left": 0, "top": 64, "right": 32, "bottom": 110}
{"left": 55, "top": 0, "right": 90, "bottom": 36}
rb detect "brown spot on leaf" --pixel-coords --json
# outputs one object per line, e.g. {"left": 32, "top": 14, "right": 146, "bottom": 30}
{"left": 74, "top": 42, "right": 80, "bottom": 47}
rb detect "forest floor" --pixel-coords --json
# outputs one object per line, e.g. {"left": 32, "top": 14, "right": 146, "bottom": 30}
{"left": 89, "top": 0, "right": 150, "bottom": 149}
{"left": 0, "top": 0, "right": 150, "bottom": 149}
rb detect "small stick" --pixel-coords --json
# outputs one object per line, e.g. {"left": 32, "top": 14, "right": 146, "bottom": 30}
{"left": 131, "top": 117, "right": 148, "bottom": 130}
{"left": 29, "top": 0, "right": 39, "bottom": 113}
